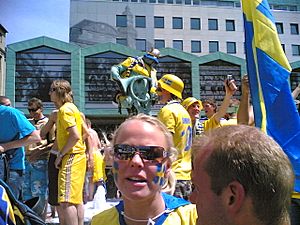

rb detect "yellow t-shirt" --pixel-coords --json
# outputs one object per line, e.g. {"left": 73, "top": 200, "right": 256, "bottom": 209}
{"left": 158, "top": 101, "right": 193, "bottom": 180}
{"left": 203, "top": 114, "right": 221, "bottom": 132}
{"left": 57, "top": 102, "right": 85, "bottom": 154}
{"left": 91, "top": 193, "right": 197, "bottom": 225}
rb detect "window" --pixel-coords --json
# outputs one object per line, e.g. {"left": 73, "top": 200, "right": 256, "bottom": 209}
{"left": 193, "top": 0, "right": 200, "bottom": 5}
{"left": 275, "top": 22, "right": 284, "bottom": 34}
{"left": 191, "top": 18, "right": 201, "bottom": 30}
{"left": 226, "top": 20, "right": 235, "bottom": 31}
{"left": 140, "top": 0, "right": 147, "bottom": 2}
{"left": 136, "top": 39, "right": 147, "bottom": 51}
{"left": 291, "top": 24, "right": 299, "bottom": 35}
{"left": 191, "top": 41, "right": 201, "bottom": 53}
{"left": 209, "top": 41, "right": 219, "bottom": 53}
{"left": 281, "top": 44, "right": 285, "bottom": 52}
{"left": 175, "top": 0, "right": 182, "bottom": 4}
{"left": 149, "top": 0, "right": 156, "bottom": 3}
{"left": 135, "top": 16, "right": 146, "bottom": 28}
{"left": 116, "top": 15, "right": 127, "bottom": 27}
{"left": 116, "top": 38, "right": 127, "bottom": 46}
{"left": 208, "top": 19, "right": 218, "bottom": 30}
{"left": 292, "top": 45, "right": 300, "bottom": 56}
{"left": 173, "top": 40, "right": 183, "bottom": 51}
{"left": 15, "top": 47, "right": 71, "bottom": 103}
{"left": 227, "top": 42, "right": 236, "bottom": 54}
{"left": 167, "top": 0, "right": 173, "bottom": 3}
{"left": 158, "top": 0, "right": 165, "bottom": 3}
{"left": 173, "top": 17, "right": 183, "bottom": 29}
{"left": 185, "top": 0, "right": 191, "bottom": 5}
{"left": 154, "top": 39, "right": 165, "bottom": 49}
{"left": 154, "top": 16, "right": 164, "bottom": 28}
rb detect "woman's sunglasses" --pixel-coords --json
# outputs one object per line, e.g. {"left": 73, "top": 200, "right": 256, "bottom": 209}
{"left": 113, "top": 144, "right": 169, "bottom": 162}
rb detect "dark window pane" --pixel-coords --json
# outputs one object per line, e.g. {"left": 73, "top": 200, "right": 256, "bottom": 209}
{"left": 275, "top": 22, "right": 284, "bottom": 34}
{"left": 191, "top": 41, "right": 201, "bottom": 53}
{"left": 136, "top": 16, "right": 146, "bottom": 28}
{"left": 116, "top": 38, "right": 127, "bottom": 46}
{"left": 154, "top": 16, "right": 164, "bottom": 28}
{"left": 193, "top": 0, "right": 200, "bottom": 5}
{"left": 226, "top": 20, "right": 235, "bottom": 31}
{"left": 208, "top": 19, "right": 218, "bottom": 30}
{"left": 136, "top": 39, "right": 147, "bottom": 51}
{"left": 291, "top": 24, "right": 299, "bottom": 35}
{"left": 292, "top": 45, "right": 300, "bottom": 56}
{"left": 173, "top": 17, "right": 183, "bottom": 29}
{"left": 173, "top": 40, "right": 183, "bottom": 51}
{"left": 116, "top": 15, "right": 127, "bottom": 27}
{"left": 227, "top": 42, "right": 236, "bottom": 54}
{"left": 15, "top": 46, "right": 71, "bottom": 103}
{"left": 154, "top": 39, "right": 165, "bottom": 48}
{"left": 209, "top": 41, "right": 219, "bottom": 53}
{"left": 191, "top": 18, "right": 201, "bottom": 30}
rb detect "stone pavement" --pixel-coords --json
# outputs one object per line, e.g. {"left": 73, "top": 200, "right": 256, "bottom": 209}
{"left": 45, "top": 199, "right": 120, "bottom": 225}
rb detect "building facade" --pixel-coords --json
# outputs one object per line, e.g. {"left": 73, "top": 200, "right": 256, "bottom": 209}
{"left": 0, "top": 24, "right": 8, "bottom": 95}
{"left": 69, "top": 0, "right": 300, "bottom": 62}
{"left": 3, "top": 0, "right": 300, "bottom": 131}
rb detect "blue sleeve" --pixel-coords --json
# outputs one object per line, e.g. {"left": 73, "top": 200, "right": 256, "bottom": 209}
{"left": 11, "top": 109, "right": 36, "bottom": 138}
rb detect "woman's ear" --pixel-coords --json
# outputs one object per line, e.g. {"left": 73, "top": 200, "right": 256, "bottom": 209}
{"left": 163, "top": 159, "right": 172, "bottom": 178}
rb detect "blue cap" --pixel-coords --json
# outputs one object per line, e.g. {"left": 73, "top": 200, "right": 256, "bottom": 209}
{"left": 143, "top": 53, "right": 159, "bottom": 64}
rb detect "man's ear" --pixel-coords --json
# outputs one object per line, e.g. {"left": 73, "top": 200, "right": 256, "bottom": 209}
{"left": 223, "top": 181, "right": 246, "bottom": 214}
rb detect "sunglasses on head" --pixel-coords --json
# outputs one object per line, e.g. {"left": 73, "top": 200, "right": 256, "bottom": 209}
{"left": 28, "top": 108, "right": 39, "bottom": 112}
{"left": 113, "top": 144, "right": 169, "bottom": 162}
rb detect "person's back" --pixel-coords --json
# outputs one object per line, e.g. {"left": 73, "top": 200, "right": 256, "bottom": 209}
{"left": 156, "top": 74, "right": 193, "bottom": 200}
{"left": 0, "top": 104, "right": 40, "bottom": 199}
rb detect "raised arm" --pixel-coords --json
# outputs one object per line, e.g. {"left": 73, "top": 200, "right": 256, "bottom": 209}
{"left": 213, "top": 79, "right": 237, "bottom": 122}
{"left": 237, "top": 75, "right": 254, "bottom": 125}
{"left": 292, "top": 83, "right": 300, "bottom": 100}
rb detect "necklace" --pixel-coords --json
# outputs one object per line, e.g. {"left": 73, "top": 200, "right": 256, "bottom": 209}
{"left": 121, "top": 209, "right": 173, "bottom": 225}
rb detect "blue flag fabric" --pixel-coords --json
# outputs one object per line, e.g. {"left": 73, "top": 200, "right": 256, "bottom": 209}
{"left": 242, "top": 0, "right": 300, "bottom": 192}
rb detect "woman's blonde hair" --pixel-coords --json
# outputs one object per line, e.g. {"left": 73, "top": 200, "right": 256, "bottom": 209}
{"left": 111, "top": 113, "right": 178, "bottom": 162}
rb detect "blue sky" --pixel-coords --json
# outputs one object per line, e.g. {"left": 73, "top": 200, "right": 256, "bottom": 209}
{"left": 0, "top": 0, "right": 70, "bottom": 45}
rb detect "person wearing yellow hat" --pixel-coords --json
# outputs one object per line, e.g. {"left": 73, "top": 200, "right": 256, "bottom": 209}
{"left": 181, "top": 97, "right": 204, "bottom": 136}
{"left": 156, "top": 74, "right": 193, "bottom": 200}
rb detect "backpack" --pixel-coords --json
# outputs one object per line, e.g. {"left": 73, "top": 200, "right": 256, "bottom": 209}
{"left": 0, "top": 179, "right": 46, "bottom": 225}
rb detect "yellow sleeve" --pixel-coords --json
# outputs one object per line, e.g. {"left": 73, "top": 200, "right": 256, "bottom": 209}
{"left": 158, "top": 107, "right": 176, "bottom": 134}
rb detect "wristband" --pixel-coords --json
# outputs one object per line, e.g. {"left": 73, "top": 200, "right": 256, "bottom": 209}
{"left": 59, "top": 153, "right": 65, "bottom": 158}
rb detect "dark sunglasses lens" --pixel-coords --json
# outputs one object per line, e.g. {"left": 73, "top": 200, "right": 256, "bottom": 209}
{"left": 138, "top": 146, "right": 165, "bottom": 160}
{"left": 28, "top": 108, "right": 38, "bottom": 112}
{"left": 114, "top": 144, "right": 166, "bottom": 161}
{"left": 114, "top": 145, "right": 134, "bottom": 160}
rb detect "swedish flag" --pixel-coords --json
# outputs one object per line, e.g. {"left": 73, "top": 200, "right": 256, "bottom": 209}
{"left": 0, "top": 184, "right": 16, "bottom": 225}
{"left": 242, "top": 0, "right": 300, "bottom": 191}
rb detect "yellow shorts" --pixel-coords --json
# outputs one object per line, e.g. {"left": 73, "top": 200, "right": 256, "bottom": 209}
{"left": 58, "top": 153, "right": 86, "bottom": 204}
{"left": 93, "top": 151, "right": 106, "bottom": 183}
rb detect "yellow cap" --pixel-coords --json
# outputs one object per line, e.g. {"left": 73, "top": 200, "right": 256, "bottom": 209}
{"left": 181, "top": 97, "right": 203, "bottom": 110}
{"left": 158, "top": 74, "right": 184, "bottom": 99}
